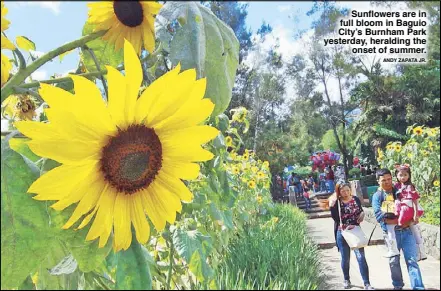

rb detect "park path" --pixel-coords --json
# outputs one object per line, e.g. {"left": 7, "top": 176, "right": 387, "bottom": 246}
{"left": 306, "top": 215, "right": 440, "bottom": 290}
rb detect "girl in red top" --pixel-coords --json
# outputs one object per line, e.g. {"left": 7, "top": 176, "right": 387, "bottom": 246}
{"left": 394, "top": 164, "right": 427, "bottom": 261}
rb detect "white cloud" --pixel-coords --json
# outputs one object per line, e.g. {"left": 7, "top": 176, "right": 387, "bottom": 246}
{"left": 16, "top": 2, "right": 61, "bottom": 15}
{"left": 31, "top": 70, "right": 48, "bottom": 81}
{"left": 277, "top": 5, "right": 291, "bottom": 13}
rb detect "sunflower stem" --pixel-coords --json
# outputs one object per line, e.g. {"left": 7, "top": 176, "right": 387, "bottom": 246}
{"left": 83, "top": 45, "right": 109, "bottom": 101}
{"left": 166, "top": 237, "right": 175, "bottom": 290}
{"left": 1, "top": 30, "right": 106, "bottom": 103}
{"left": 12, "top": 48, "right": 27, "bottom": 71}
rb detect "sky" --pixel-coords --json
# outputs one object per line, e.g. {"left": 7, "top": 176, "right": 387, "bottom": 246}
{"left": 2, "top": 1, "right": 409, "bottom": 106}
{"left": 2, "top": 1, "right": 318, "bottom": 81}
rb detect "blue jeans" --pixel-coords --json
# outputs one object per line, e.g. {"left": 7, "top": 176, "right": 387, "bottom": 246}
{"left": 336, "top": 230, "right": 370, "bottom": 285}
{"left": 303, "top": 196, "right": 311, "bottom": 209}
{"left": 388, "top": 227, "right": 425, "bottom": 290}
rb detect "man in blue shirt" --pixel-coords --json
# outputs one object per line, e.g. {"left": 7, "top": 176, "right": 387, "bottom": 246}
{"left": 372, "top": 169, "right": 424, "bottom": 290}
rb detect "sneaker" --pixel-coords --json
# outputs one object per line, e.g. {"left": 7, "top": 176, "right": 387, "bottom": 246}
{"left": 343, "top": 280, "right": 351, "bottom": 289}
{"left": 364, "top": 284, "right": 375, "bottom": 290}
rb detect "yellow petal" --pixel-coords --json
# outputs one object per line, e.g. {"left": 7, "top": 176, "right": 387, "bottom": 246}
{"left": 38, "top": 83, "right": 75, "bottom": 109}
{"left": 154, "top": 98, "right": 215, "bottom": 131}
{"left": 70, "top": 75, "right": 116, "bottom": 134}
{"left": 146, "top": 69, "right": 197, "bottom": 126}
{"left": 123, "top": 39, "right": 142, "bottom": 124}
{"left": 64, "top": 180, "right": 103, "bottom": 229}
{"left": 85, "top": 185, "right": 116, "bottom": 244}
{"left": 158, "top": 125, "right": 219, "bottom": 145}
{"left": 14, "top": 121, "right": 58, "bottom": 140}
{"left": 50, "top": 165, "right": 101, "bottom": 210}
{"left": 142, "top": 2, "right": 162, "bottom": 15}
{"left": 131, "top": 193, "right": 150, "bottom": 244}
{"left": 141, "top": 181, "right": 181, "bottom": 231}
{"left": 113, "top": 193, "right": 132, "bottom": 251}
{"left": 135, "top": 63, "right": 181, "bottom": 123}
{"left": 1, "top": 35, "right": 15, "bottom": 50}
{"left": 156, "top": 170, "right": 193, "bottom": 201}
{"left": 29, "top": 162, "right": 97, "bottom": 195}
{"left": 106, "top": 66, "right": 127, "bottom": 127}
{"left": 39, "top": 83, "right": 116, "bottom": 138}
{"left": 76, "top": 207, "right": 98, "bottom": 230}
{"left": 142, "top": 17, "right": 155, "bottom": 53}
{"left": 27, "top": 138, "right": 101, "bottom": 165}
{"left": 161, "top": 158, "right": 200, "bottom": 180}
{"left": 162, "top": 142, "right": 214, "bottom": 162}
{"left": 45, "top": 108, "right": 104, "bottom": 142}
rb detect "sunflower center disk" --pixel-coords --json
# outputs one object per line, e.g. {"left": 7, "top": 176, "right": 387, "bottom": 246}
{"left": 101, "top": 125, "right": 162, "bottom": 194}
{"left": 113, "top": 1, "right": 144, "bottom": 28}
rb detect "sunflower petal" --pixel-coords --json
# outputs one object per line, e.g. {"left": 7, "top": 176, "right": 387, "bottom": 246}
{"left": 163, "top": 142, "right": 214, "bottom": 162}
{"left": 156, "top": 170, "right": 194, "bottom": 202}
{"left": 146, "top": 69, "right": 197, "bottom": 126}
{"left": 142, "top": 2, "right": 163, "bottom": 15}
{"left": 135, "top": 63, "right": 181, "bottom": 123}
{"left": 70, "top": 74, "right": 116, "bottom": 134}
{"left": 161, "top": 158, "right": 200, "bottom": 180}
{"left": 106, "top": 65, "right": 127, "bottom": 127}
{"left": 131, "top": 193, "right": 150, "bottom": 244}
{"left": 29, "top": 162, "right": 97, "bottom": 195}
{"left": 62, "top": 178, "right": 106, "bottom": 229}
{"left": 27, "top": 139, "right": 101, "bottom": 165}
{"left": 76, "top": 207, "right": 98, "bottom": 230}
{"left": 113, "top": 193, "right": 132, "bottom": 251}
{"left": 14, "top": 120, "right": 58, "bottom": 140}
{"left": 124, "top": 39, "right": 142, "bottom": 124}
{"left": 50, "top": 165, "right": 101, "bottom": 211}
{"left": 158, "top": 125, "right": 219, "bottom": 145}
{"left": 154, "top": 98, "right": 215, "bottom": 131}
{"left": 141, "top": 181, "right": 181, "bottom": 231}
{"left": 85, "top": 185, "right": 116, "bottom": 245}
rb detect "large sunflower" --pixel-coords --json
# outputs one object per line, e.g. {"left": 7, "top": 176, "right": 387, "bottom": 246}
{"left": 15, "top": 40, "right": 219, "bottom": 252}
{"left": 1, "top": 1, "right": 15, "bottom": 86}
{"left": 87, "top": 1, "right": 162, "bottom": 55}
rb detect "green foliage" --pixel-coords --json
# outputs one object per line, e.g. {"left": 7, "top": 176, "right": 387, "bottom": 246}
{"left": 8, "top": 137, "right": 41, "bottom": 162}
{"left": 115, "top": 239, "right": 153, "bottom": 290}
{"left": 348, "top": 167, "right": 361, "bottom": 178}
{"left": 377, "top": 125, "right": 440, "bottom": 225}
{"left": 159, "top": 2, "right": 240, "bottom": 117}
{"left": 1, "top": 135, "right": 54, "bottom": 289}
{"left": 81, "top": 22, "right": 124, "bottom": 73}
{"left": 196, "top": 204, "right": 321, "bottom": 290}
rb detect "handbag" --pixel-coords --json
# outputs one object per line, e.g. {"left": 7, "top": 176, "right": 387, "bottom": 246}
{"left": 338, "top": 199, "right": 369, "bottom": 249}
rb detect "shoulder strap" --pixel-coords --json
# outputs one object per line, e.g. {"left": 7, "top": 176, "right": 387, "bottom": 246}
{"left": 337, "top": 199, "right": 342, "bottom": 226}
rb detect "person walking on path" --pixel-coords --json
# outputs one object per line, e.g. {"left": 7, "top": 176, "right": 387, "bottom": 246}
{"left": 326, "top": 166, "right": 335, "bottom": 193}
{"left": 328, "top": 183, "right": 375, "bottom": 290}
{"left": 372, "top": 169, "right": 425, "bottom": 290}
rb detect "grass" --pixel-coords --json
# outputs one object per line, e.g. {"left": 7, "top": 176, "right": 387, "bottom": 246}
{"left": 199, "top": 203, "right": 321, "bottom": 290}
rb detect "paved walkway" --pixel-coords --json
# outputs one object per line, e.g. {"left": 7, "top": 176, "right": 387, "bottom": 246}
{"left": 307, "top": 217, "right": 440, "bottom": 290}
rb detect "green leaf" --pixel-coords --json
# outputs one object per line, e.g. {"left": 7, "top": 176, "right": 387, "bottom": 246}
{"left": 16, "top": 36, "right": 36, "bottom": 52}
{"left": 1, "top": 136, "right": 57, "bottom": 289}
{"left": 188, "top": 251, "right": 213, "bottom": 283}
{"left": 81, "top": 22, "right": 123, "bottom": 74}
{"left": 115, "top": 237, "right": 152, "bottom": 290}
{"left": 172, "top": 229, "right": 213, "bottom": 282}
{"left": 46, "top": 205, "right": 113, "bottom": 273}
{"left": 160, "top": 2, "right": 239, "bottom": 116}
{"left": 9, "top": 137, "right": 41, "bottom": 162}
